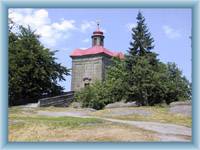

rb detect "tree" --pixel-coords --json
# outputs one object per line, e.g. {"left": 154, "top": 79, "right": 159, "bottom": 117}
{"left": 125, "top": 11, "right": 159, "bottom": 105}
{"left": 164, "top": 63, "right": 191, "bottom": 104}
{"left": 126, "top": 11, "right": 154, "bottom": 70}
{"left": 124, "top": 11, "right": 191, "bottom": 106}
{"left": 75, "top": 58, "right": 127, "bottom": 110}
{"left": 74, "top": 81, "right": 109, "bottom": 110}
{"left": 105, "top": 57, "right": 127, "bottom": 102}
{"left": 71, "top": 11, "right": 192, "bottom": 109}
{"left": 9, "top": 25, "right": 70, "bottom": 106}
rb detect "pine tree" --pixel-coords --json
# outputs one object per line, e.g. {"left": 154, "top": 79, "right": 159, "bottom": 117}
{"left": 126, "top": 11, "right": 155, "bottom": 71}
{"left": 125, "top": 11, "right": 158, "bottom": 105}
{"left": 131, "top": 11, "right": 154, "bottom": 55}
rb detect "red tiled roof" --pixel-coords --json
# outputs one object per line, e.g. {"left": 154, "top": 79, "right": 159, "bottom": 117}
{"left": 70, "top": 46, "right": 124, "bottom": 59}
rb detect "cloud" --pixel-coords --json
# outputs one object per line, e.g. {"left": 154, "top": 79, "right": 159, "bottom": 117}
{"left": 82, "top": 38, "right": 90, "bottom": 43}
{"left": 79, "top": 20, "right": 106, "bottom": 33}
{"left": 52, "top": 20, "right": 76, "bottom": 31}
{"left": 80, "top": 47, "right": 88, "bottom": 50}
{"left": 9, "top": 9, "right": 76, "bottom": 48}
{"left": 162, "top": 25, "right": 181, "bottom": 39}
{"left": 80, "top": 20, "right": 96, "bottom": 32}
{"left": 126, "top": 23, "right": 137, "bottom": 31}
{"left": 9, "top": 9, "right": 107, "bottom": 48}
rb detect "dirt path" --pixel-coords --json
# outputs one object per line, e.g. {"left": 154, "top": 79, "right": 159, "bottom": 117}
{"left": 38, "top": 110, "right": 191, "bottom": 141}
{"left": 96, "top": 117, "right": 191, "bottom": 141}
{"left": 97, "top": 117, "right": 191, "bottom": 136}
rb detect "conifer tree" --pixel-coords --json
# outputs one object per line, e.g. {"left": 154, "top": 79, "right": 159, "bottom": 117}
{"left": 126, "top": 12, "right": 156, "bottom": 72}
{"left": 125, "top": 11, "right": 158, "bottom": 105}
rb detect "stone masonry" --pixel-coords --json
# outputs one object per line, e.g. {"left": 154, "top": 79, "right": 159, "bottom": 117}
{"left": 70, "top": 23, "right": 123, "bottom": 91}
{"left": 71, "top": 54, "right": 112, "bottom": 91}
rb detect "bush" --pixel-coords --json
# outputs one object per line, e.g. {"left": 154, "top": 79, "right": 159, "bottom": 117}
{"left": 74, "top": 81, "right": 110, "bottom": 110}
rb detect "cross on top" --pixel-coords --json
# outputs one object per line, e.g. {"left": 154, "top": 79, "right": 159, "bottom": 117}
{"left": 96, "top": 20, "right": 100, "bottom": 31}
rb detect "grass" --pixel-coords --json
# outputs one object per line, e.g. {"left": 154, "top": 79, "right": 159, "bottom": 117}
{"left": 9, "top": 115, "right": 103, "bottom": 128}
{"left": 92, "top": 106, "right": 192, "bottom": 127}
{"left": 9, "top": 117, "right": 157, "bottom": 142}
{"left": 9, "top": 111, "right": 105, "bottom": 141}
{"left": 8, "top": 106, "right": 158, "bottom": 142}
{"left": 8, "top": 106, "right": 191, "bottom": 141}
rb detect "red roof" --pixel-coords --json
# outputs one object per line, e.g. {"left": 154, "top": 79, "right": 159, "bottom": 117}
{"left": 70, "top": 46, "right": 124, "bottom": 59}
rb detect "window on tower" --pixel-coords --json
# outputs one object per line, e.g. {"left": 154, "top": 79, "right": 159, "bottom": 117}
{"left": 101, "top": 38, "right": 103, "bottom": 46}
{"left": 94, "top": 38, "right": 97, "bottom": 46}
{"left": 84, "top": 83, "right": 90, "bottom": 87}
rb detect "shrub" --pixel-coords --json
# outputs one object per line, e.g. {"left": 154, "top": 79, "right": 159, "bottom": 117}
{"left": 74, "top": 81, "right": 110, "bottom": 110}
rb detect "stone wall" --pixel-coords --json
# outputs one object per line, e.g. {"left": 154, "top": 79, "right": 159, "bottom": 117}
{"left": 71, "top": 54, "right": 112, "bottom": 91}
{"left": 39, "top": 91, "right": 74, "bottom": 107}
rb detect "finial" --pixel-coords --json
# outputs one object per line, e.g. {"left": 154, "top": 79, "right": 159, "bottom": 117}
{"left": 96, "top": 20, "right": 100, "bottom": 31}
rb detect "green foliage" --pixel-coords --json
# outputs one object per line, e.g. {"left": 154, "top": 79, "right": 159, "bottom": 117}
{"left": 105, "top": 57, "right": 127, "bottom": 102}
{"left": 72, "top": 11, "right": 192, "bottom": 109}
{"left": 9, "top": 25, "right": 70, "bottom": 105}
{"left": 74, "top": 58, "right": 128, "bottom": 110}
{"left": 164, "top": 63, "right": 192, "bottom": 104}
{"left": 124, "top": 11, "right": 191, "bottom": 106}
{"left": 74, "top": 81, "right": 109, "bottom": 110}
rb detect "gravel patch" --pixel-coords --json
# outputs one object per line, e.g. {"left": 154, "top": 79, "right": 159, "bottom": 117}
{"left": 38, "top": 111, "right": 90, "bottom": 117}
{"left": 103, "top": 108, "right": 152, "bottom": 116}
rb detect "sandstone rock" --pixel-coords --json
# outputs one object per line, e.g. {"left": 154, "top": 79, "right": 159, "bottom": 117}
{"left": 105, "top": 101, "right": 137, "bottom": 109}
{"left": 169, "top": 101, "right": 192, "bottom": 117}
{"left": 69, "top": 102, "right": 81, "bottom": 108}
{"left": 169, "top": 101, "right": 192, "bottom": 107}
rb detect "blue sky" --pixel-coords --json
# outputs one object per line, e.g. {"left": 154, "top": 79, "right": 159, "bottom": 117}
{"left": 9, "top": 8, "right": 192, "bottom": 91}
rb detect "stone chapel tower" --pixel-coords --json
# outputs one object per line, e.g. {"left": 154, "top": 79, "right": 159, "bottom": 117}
{"left": 70, "top": 23, "right": 123, "bottom": 91}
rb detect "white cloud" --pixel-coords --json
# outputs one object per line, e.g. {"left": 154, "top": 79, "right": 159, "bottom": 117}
{"left": 79, "top": 20, "right": 106, "bottom": 33}
{"left": 9, "top": 9, "right": 107, "bottom": 48}
{"left": 80, "top": 20, "right": 96, "bottom": 32}
{"left": 162, "top": 25, "right": 181, "bottom": 39}
{"left": 80, "top": 47, "right": 87, "bottom": 50}
{"left": 9, "top": 9, "right": 76, "bottom": 48}
{"left": 126, "top": 23, "right": 137, "bottom": 31}
{"left": 82, "top": 38, "right": 90, "bottom": 43}
{"left": 52, "top": 20, "right": 76, "bottom": 31}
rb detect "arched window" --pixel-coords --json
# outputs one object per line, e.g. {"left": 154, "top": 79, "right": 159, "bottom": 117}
{"left": 84, "top": 83, "right": 90, "bottom": 87}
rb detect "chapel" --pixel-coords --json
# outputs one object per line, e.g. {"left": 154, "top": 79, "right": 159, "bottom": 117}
{"left": 70, "top": 23, "right": 123, "bottom": 91}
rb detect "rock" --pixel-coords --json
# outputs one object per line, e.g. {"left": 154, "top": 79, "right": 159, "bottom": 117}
{"left": 104, "top": 108, "right": 152, "bottom": 116}
{"left": 169, "top": 101, "right": 192, "bottom": 117}
{"left": 105, "top": 101, "right": 137, "bottom": 109}
{"left": 69, "top": 102, "right": 81, "bottom": 108}
{"left": 85, "top": 108, "right": 97, "bottom": 112}
{"left": 169, "top": 105, "right": 192, "bottom": 117}
{"left": 169, "top": 101, "right": 192, "bottom": 107}
{"left": 21, "top": 103, "right": 39, "bottom": 108}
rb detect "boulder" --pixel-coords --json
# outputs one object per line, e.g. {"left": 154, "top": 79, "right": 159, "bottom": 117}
{"left": 169, "top": 101, "right": 192, "bottom": 117}
{"left": 105, "top": 101, "right": 137, "bottom": 109}
{"left": 169, "top": 101, "right": 192, "bottom": 107}
{"left": 69, "top": 102, "right": 81, "bottom": 108}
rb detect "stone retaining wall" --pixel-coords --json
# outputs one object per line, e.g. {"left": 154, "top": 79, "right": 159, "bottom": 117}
{"left": 39, "top": 91, "right": 74, "bottom": 107}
